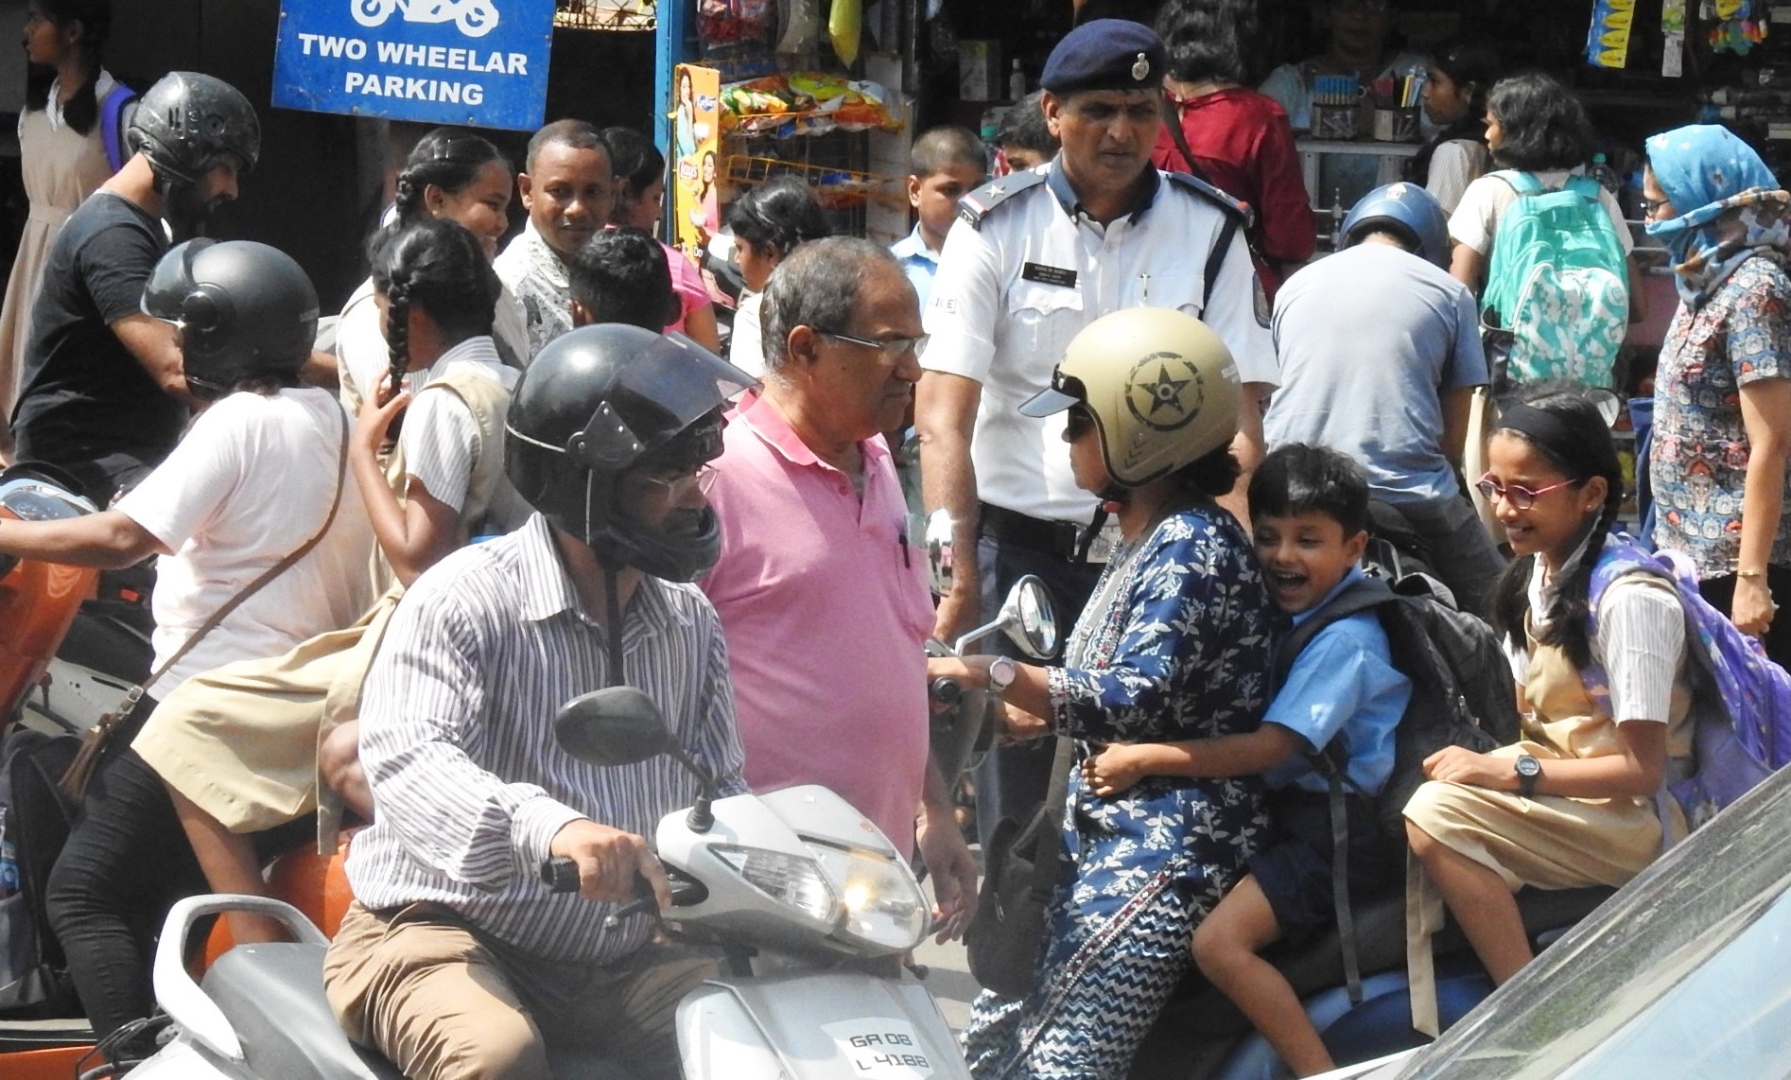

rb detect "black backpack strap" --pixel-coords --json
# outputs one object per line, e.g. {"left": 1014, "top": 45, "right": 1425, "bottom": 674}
{"left": 1025, "top": 736, "right": 1077, "bottom": 904}
{"left": 1273, "top": 577, "right": 1398, "bottom": 1007}
{"left": 1270, "top": 577, "right": 1398, "bottom": 697}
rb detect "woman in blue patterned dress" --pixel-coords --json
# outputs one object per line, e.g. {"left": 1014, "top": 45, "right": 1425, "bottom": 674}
{"left": 928, "top": 308, "right": 1274, "bottom": 1079}
{"left": 1643, "top": 124, "right": 1791, "bottom": 669}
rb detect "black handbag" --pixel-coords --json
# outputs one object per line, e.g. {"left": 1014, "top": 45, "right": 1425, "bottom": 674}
{"left": 964, "top": 737, "right": 1074, "bottom": 999}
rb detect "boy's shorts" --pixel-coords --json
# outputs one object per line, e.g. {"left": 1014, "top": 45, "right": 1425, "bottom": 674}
{"left": 1248, "top": 787, "right": 1399, "bottom": 945}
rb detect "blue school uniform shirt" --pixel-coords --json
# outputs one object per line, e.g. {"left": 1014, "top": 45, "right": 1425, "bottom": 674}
{"left": 1260, "top": 565, "right": 1410, "bottom": 795}
{"left": 890, "top": 223, "right": 938, "bottom": 307}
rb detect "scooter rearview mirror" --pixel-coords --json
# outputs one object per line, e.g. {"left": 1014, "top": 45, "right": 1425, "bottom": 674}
{"left": 553, "top": 687, "right": 673, "bottom": 768}
{"left": 554, "top": 686, "right": 721, "bottom": 833}
{"left": 999, "top": 575, "right": 1059, "bottom": 660}
{"left": 924, "top": 508, "right": 955, "bottom": 597}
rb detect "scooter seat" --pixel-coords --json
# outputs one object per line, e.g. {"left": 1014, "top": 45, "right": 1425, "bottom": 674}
{"left": 201, "top": 942, "right": 404, "bottom": 1080}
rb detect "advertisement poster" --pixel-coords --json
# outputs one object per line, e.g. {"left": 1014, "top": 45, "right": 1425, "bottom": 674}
{"left": 272, "top": 0, "right": 554, "bottom": 131}
{"left": 672, "top": 64, "right": 722, "bottom": 264}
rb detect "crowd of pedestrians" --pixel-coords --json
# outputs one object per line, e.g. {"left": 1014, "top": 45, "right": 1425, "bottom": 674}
{"left": 0, "top": 3, "right": 1788, "bottom": 1079}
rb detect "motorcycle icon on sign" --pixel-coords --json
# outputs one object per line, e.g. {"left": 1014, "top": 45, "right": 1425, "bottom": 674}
{"left": 352, "top": 0, "right": 500, "bottom": 37}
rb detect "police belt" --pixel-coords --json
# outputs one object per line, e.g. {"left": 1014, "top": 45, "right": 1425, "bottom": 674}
{"left": 978, "top": 502, "right": 1101, "bottom": 563}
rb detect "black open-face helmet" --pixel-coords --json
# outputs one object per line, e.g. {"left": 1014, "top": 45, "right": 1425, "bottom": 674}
{"left": 142, "top": 239, "right": 319, "bottom": 402}
{"left": 127, "top": 71, "right": 260, "bottom": 187}
{"left": 504, "top": 325, "right": 756, "bottom": 582}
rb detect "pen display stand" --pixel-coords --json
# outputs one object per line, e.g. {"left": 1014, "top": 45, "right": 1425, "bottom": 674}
{"left": 1312, "top": 102, "right": 1358, "bottom": 141}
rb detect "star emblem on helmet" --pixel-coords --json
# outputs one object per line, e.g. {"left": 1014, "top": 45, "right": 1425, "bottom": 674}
{"left": 1124, "top": 352, "right": 1205, "bottom": 432}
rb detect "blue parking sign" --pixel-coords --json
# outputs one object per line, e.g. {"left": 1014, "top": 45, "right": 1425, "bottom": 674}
{"left": 272, "top": 0, "right": 553, "bottom": 131}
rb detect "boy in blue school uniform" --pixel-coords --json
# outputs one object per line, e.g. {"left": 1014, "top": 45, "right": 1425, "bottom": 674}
{"left": 1083, "top": 444, "right": 1411, "bottom": 1077}
{"left": 889, "top": 125, "right": 987, "bottom": 307}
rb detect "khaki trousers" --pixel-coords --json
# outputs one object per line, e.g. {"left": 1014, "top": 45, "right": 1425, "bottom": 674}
{"left": 323, "top": 900, "right": 716, "bottom": 1080}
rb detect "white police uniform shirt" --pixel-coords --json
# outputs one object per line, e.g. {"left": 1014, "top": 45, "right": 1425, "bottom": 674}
{"left": 922, "top": 160, "right": 1277, "bottom": 525}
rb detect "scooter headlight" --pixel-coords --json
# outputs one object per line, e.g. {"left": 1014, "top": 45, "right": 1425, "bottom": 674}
{"left": 711, "top": 845, "right": 840, "bottom": 925}
{"left": 804, "top": 841, "right": 929, "bottom": 952}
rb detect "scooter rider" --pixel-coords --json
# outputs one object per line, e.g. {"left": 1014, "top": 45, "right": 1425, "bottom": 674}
{"left": 322, "top": 324, "right": 754, "bottom": 1080}
{"left": 10, "top": 71, "right": 260, "bottom": 505}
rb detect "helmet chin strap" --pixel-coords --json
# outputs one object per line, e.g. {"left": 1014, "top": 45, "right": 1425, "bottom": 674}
{"left": 604, "top": 562, "right": 627, "bottom": 691}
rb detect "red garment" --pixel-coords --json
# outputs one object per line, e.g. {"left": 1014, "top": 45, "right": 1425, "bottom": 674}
{"left": 1152, "top": 87, "right": 1315, "bottom": 294}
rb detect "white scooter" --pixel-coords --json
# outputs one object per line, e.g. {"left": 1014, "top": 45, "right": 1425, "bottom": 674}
{"left": 126, "top": 647, "right": 1083, "bottom": 1080}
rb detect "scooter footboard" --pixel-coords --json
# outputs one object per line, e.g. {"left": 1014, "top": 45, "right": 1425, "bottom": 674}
{"left": 676, "top": 970, "right": 969, "bottom": 1080}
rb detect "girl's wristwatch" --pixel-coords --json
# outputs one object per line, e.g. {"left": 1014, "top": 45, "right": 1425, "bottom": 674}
{"left": 988, "top": 656, "right": 1017, "bottom": 695}
{"left": 1515, "top": 753, "right": 1542, "bottom": 798}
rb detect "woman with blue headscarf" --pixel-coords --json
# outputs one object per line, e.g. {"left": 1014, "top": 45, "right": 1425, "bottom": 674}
{"left": 1644, "top": 124, "right": 1791, "bottom": 668}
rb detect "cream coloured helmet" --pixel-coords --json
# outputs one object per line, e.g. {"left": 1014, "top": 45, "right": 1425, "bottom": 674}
{"left": 1020, "top": 307, "right": 1241, "bottom": 487}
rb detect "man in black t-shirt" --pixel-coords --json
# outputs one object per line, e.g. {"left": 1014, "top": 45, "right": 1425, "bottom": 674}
{"left": 10, "top": 72, "right": 260, "bottom": 505}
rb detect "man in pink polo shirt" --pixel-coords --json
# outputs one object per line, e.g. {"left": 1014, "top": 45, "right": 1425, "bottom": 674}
{"left": 701, "top": 237, "right": 978, "bottom": 940}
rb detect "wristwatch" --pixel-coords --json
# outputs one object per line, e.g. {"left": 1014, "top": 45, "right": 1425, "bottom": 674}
{"left": 987, "top": 656, "right": 1018, "bottom": 695}
{"left": 1515, "top": 754, "right": 1542, "bottom": 799}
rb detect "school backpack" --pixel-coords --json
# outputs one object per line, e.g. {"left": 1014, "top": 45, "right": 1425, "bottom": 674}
{"left": 1479, "top": 170, "right": 1629, "bottom": 390}
{"left": 0, "top": 727, "right": 80, "bottom": 1014}
{"left": 1586, "top": 541, "right": 1791, "bottom": 833}
{"left": 1270, "top": 571, "right": 1521, "bottom": 1002}
{"left": 99, "top": 83, "right": 137, "bottom": 175}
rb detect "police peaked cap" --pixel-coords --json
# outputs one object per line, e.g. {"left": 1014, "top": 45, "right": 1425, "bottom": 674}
{"left": 1039, "top": 19, "right": 1167, "bottom": 95}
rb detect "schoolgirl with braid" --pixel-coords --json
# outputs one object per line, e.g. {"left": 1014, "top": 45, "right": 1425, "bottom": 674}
{"left": 335, "top": 126, "right": 529, "bottom": 413}
{"left": 352, "top": 217, "right": 529, "bottom": 591}
{"left": 1402, "top": 387, "right": 1693, "bottom": 1029}
{"left": 137, "top": 217, "right": 530, "bottom": 949}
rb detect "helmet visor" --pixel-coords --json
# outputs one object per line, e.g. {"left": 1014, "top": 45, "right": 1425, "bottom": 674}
{"left": 1019, "top": 370, "right": 1086, "bottom": 419}
{"left": 141, "top": 238, "right": 218, "bottom": 323}
{"left": 569, "top": 332, "right": 757, "bottom": 469}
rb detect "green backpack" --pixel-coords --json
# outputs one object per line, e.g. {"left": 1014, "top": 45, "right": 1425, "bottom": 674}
{"left": 1480, "top": 171, "right": 1629, "bottom": 389}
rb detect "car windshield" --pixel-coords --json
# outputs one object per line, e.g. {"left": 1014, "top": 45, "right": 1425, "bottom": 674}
{"left": 1395, "top": 764, "right": 1791, "bottom": 1079}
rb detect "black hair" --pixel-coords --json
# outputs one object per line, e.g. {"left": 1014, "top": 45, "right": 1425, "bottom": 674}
{"left": 569, "top": 228, "right": 677, "bottom": 333}
{"left": 1485, "top": 72, "right": 1591, "bottom": 172}
{"left": 1487, "top": 386, "right": 1624, "bottom": 670}
{"left": 1156, "top": 0, "right": 1259, "bottom": 86}
{"left": 24, "top": 0, "right": 111, "bottom": 136}
{"left": 1428, "top": 37, "right": 1499, "bottom": 120}
{"left": 599, "top": 126, "right": 666, "bottom": 220}
{"left": 393, "top": 127, "right": 511, "bottom": 227}
{"left": 1171, "top": 442, "right": 1244, "bottom": 501}
{"left": 910, "top": 125, "right": 988, "bottom": 179}
{"left": 526, "top": 118, "right": 605, "bottom": 173}
{"left": 367, "top": 218, "right": 502, "bottom": 399}
{"left": 994, "top": 92, "right": 1059, "bottom": 159}
{"left": 728, "top": 175, "right": 830, "bottom": 260}
{"left": 1246, "top": 443, "right": 1370, "bottom": 535}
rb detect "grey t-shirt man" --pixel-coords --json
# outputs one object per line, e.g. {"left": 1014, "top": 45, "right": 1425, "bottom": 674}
{"left": 1266, "top": 240, "right": 1486, "bottom": 504}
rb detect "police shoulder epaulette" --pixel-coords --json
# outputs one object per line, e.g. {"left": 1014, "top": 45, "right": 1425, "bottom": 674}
{"left": 956, "top": 170, "right": 1047, "bottom": 230}
{"left": 1163, "top": 169, "right": 1255, "bottom": 229}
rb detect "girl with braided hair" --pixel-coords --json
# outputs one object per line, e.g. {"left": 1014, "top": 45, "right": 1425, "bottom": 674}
{"left": 139, "top": 218, "right": 529, "bottom": 948}
{"left": 1402, "top": 387, "right": 1691, "bottom": 1032}
{"left": 335, "top": 126, "right": 529, "bottom": 413}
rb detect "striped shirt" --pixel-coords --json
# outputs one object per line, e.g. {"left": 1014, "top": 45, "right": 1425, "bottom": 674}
{"left": 342, "top": 512, "right": 747, "bottom": 962}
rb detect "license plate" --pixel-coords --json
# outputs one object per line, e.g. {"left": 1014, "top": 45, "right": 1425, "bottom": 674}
{"left": 822, "top": 1018, "right": 936, "bottom": 1078}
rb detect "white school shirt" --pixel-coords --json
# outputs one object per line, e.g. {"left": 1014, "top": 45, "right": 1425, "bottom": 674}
{"left": 117, "top": 387, "right": 376, "bottom": 698}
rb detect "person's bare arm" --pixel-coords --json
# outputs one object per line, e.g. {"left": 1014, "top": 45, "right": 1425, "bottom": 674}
{"left": 1218, "top": 381, "right": 1268, "bottom": 527}
{"left": 681, "top": 301, "right": 722, "bottom": 353}
{"left": 1081, "top": 724, "right": 1306, "bottom": 797}
{"left": 1442, "top": 386, "right": 1475, "bottom": 467}
{"left": 110, "top": 313, "right": 198, "bottom": 405}
{"left": 0, "top": 508, "right": 165, "bottom": 568}
{"left": 301, "top": 349, "right": 340, "bottom": 390}
{"left": 1423, "top": 720, "right": 1666, "bottom": 799}
{"left": 1733, "top": 377, "right": 1791, "bottom": 638}
{"left": 350, "top": 391, "right": 463, "bottom": 586}
{"left": 917, "top": 370, "right": 984, "bottom": 644}
{"left": 1449, "top": 243, "right": 1485, "bottom": 296}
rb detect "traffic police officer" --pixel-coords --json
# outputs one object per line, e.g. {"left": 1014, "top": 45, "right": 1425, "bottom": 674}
{"left": 916, "top": 18, "right": 1278, "bottom": 841}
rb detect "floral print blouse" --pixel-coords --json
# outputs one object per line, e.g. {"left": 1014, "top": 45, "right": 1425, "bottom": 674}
{"left": 1651, "top": 255, "right": 1791, "bottom": 578}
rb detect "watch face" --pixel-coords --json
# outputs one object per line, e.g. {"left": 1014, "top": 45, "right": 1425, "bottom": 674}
{"left": 1516, "top": 755, "right": 1541, "bottom": 778}
{"left": 989, "top": 657, "right": 1016, "bottom": 689}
